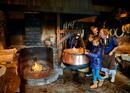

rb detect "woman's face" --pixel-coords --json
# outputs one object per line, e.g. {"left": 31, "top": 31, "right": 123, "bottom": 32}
{"left": 93, "top": 40, "right": 99, "bottom": 46}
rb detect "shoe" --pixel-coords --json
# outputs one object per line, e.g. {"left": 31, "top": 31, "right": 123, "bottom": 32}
{"left": 98, "top": 80, "right": 104, "bottom": 87}
{"left": 110, "top": 77, "right": 115, "bottom": 82}
{"left": 90, "top": 81, "right": 98, "bottom": 89}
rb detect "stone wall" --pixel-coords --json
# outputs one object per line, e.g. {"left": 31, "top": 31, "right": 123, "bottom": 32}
{"left": 24, "top": 13, "right": 42, "bottom": 46}
{"left": 25, "top": 27, "right": 42, "bottom": 46}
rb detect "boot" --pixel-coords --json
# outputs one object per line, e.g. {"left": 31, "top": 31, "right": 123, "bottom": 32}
{"left": 90, "top": 81, "right": 98, "bottom": 89}
{"left": 98, "top": 80, "right": 104, "bottom": 87}
{"left": 110, "top": 74, "right": 115, "bottom": 82}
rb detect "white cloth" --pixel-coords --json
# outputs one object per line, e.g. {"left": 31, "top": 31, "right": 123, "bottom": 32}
{"left": 109, "top": 70, "right": 116, "bottom": 82}
{"left": 101, "top": 67, "right": 116, "bottom": 82}
{"left": 101, "top": 68, "right": 109, "bottom": 74}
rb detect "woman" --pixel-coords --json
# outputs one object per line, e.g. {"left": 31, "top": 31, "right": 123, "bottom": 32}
{"left": 86, "top": 36, "right": 104, "bottom": 89}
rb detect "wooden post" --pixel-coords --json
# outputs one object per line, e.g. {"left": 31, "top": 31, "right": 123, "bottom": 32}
{"left": 56, "top": 13, "right": 62, "bottom": 64}
{"left": 0, "top": 11, "right": 6, "bottom": 49}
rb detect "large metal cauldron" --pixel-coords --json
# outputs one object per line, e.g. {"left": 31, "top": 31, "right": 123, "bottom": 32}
{"left": 62, "top": 48, "right": 89, "bottom": 66}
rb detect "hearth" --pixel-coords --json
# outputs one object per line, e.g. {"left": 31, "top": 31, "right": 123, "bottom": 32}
{"left": 18, "top": 47, "right": 62, "bottom": 86}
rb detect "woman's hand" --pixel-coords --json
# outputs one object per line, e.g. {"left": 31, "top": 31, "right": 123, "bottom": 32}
{"left": 85, "top": 51, "right": 89, "bottom": 54}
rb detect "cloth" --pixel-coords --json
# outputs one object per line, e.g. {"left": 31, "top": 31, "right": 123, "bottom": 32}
{"left": 67, "top": 35, "right": 84, "bottom": 48}
{"left": 87, "top": 46, "right": 103, "bottom": 69}
{"left": 0, "top": 65, "right": 6, "bottom": 77}
{"left": 86, "top": 41, "right": 93, "bottom": 52}
{"left": 101, "top": 36, "right": 118, "bottom": 70}
{"left": 109, "top": 70, "right": 116, "bottom": 82}
{"left": 102, "top": 54, "right": 116, "bottom": 70}
{"left": 101, "top": 67, "right": 116, "bottom": 82}
{"left": 101, "top": 36, "right": 118, "bottom": 55}
{"left": 92, "top": 68, "right": 103, "bottom": 82}
{"left": 101, "top": 67, "right": 109, "bottom": 74}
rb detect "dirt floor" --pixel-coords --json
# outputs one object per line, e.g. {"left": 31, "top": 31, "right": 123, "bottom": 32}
{"left": 21, "top": 70, "right": 130, "bottom": 93}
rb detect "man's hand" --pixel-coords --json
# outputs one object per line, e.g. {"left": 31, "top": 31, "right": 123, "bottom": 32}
{"left": 109, "top": 47, "right": 118, "bottom": 56}
{"left": 109, "top": 51, "right": 113, "bottom": 56}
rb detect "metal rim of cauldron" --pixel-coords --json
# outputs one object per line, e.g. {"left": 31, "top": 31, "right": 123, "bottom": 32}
{"left": 63, "top": 63, "right": 89, "bottom": 70}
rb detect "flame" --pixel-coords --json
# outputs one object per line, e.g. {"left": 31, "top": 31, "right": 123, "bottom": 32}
{"left": 32, "top": 62, "right": 43, "bottom": 72}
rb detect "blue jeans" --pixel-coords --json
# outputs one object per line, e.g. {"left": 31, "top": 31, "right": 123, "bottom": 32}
{"left": 92, "top": 68, "right": 103, "bottom": 82}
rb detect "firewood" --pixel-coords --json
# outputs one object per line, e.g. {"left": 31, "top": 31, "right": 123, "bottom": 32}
{"left": 0, "top": 54, "right": 14, "bottom": 63}
{"left": 0, "top": 48, "right": 17, "bottom": 55}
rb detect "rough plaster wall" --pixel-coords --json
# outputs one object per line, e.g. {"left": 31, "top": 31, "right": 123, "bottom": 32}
{"left": 41, "top": 25, "right": 56, "bottom": 46}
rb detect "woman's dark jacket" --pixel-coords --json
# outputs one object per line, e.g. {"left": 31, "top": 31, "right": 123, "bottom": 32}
{"left": 86, "top": 45, "right": 103, "bottom": 69}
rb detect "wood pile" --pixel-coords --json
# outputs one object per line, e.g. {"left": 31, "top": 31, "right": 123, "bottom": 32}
{"left": 0, "top": 65, "right": 6, "bottom": 77}
{"left": 115, "top": 37, "right": 130, "bottom": 54}
{"left": 0, "top": 67, "right": 20, "bottom": 93}
{"left": 115, "top": 45, "right": 130, "bottom": 54}
{"left": 0, "top": 48, "right": 19, "bottom": 93}
{"left": 0, "top": 48, "right": 17, "bottom": 64}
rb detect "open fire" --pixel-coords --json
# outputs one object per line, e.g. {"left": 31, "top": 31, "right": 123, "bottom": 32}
{"left": 31, "top": 62, "right": 43, "bottom": 72}
{"left": 31, "top": 57, "right": 48, "bottom": 72}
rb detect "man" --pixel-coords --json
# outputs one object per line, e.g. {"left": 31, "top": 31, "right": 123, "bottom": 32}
{"left": 67, "top": 33, "right": 84, "bottom": 48}
{"left": 99, "top": 28, "right": 118, "bottom": 82}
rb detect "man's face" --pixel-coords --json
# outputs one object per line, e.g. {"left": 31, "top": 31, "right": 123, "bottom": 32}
{"left": 88, "top": 34, "right": 94, "bottom": 41}
{"left": 76, "top": 36, "right": 79, "bottom": 39}
{"left": 75, "top": 33, "right": 80, "bottom": 39}
{"left": 99, "top": 29, "right": 107, "bottom": 39}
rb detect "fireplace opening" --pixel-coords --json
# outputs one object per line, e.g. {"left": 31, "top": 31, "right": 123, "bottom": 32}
{"left": 18, "top": 47, "right": 62, "bottom": 86}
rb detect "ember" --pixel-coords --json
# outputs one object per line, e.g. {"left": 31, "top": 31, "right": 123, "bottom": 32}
{"left": 31, "top": 62, "right": 43, "bottom": 72}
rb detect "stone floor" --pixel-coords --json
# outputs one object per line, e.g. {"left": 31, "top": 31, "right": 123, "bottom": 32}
{"left": 20, "top": 70, "right": 130, "bottom": 93}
